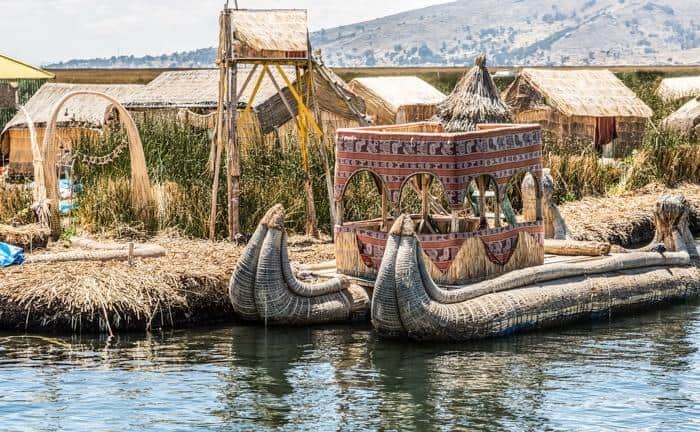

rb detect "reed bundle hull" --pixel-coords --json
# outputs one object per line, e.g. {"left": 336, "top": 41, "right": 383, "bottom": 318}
{"left": 372, "top": 194, "right": 700, "bottom": 341}
{"left": 229, "top": 205, "right": 370, "bottom": 325}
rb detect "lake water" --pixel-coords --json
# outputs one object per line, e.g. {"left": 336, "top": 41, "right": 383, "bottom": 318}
{"left": 1, "top": 300, "right": 699, "bottom": 431}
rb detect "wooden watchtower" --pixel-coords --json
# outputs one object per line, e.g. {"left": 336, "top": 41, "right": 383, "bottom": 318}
{"left": 212, "top": 7, "right": 323, "bottom": 239}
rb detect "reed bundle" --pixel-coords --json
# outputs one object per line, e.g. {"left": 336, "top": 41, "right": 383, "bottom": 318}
{"left": 560, "top": 182, "right": 700, "bottom": 246}
{"left": 0, "top": 223, "right": 50, "bottom": 250}
{"left": 433, "top": 54, "right": 511, "bottom": 132}
{"left": 0, "top": 234, "right": 335, "bottom": 333}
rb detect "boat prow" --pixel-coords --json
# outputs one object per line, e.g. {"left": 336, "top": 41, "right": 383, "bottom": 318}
{"left": 229, "top": 205, "right": 369, "bottom": 325}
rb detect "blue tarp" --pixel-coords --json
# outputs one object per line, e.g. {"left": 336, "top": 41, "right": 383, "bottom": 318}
{"left": 0, "top": 242, "right": 25, "bottom": 267}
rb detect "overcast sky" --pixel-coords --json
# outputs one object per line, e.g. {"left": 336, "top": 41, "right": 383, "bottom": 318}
{"left": 0, "top": 0, "right": 450, "bottom": 65}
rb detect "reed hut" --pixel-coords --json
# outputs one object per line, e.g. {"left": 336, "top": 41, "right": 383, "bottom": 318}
{"left": 124, "top": 64, "right": 365, "bottom": 140}
{"left": 0, "top": 83, "right": 143, "bottom": 176}
{"left": 348, "top": 76, "right": 445, "bottom": 125}
{"left": 502, "top": 69, "right": 653, "bottom": 158}
{"left": 656, "top": 76, "right": 700, "bottom": 102}
{"left": 0, "top": 54, "right": 54, "bottom": 173}
{"left": 433, "top": 55, "right": 511, "bottom": 132}
{"left": 663, "top": 97, "right": 700, "bottom": 140}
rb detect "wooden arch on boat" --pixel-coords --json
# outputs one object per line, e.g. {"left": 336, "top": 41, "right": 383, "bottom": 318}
{"left": 42, "top": 91, "right": 152, "bottom": 212}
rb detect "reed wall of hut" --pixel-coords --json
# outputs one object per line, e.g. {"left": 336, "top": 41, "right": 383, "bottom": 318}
{"left": 503, "top": 69, "right": 652, "bottom": 158}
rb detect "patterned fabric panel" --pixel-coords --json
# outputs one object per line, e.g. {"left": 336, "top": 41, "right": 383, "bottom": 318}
{"left": 334, "top": 124, "right": 543, "bottom": 208}
{"left": 335, "top": 221, "right": 544, "bottom": 272}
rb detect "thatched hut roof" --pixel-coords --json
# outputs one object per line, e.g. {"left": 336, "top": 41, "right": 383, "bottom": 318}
{"left": 348, "top": 76, "right": 445, "bottom": 124}
{"left": 125, "top": 69, "right": 219, "bottom": 110}
{"left": 433, "top": 55, "right": 511, "bottom": 132}
{"left": 255, "top": 64, "right": 366, "bottom": 133}
{"left": 2, "top": 83, "right": 143, "bottom": 131}
{"left": 656, "top": 76, "right": 700, "bottom": 102}
{"left": 504, "top": 69, "right": 653, "bottom": 118}
{"left": 663, "top": 97, "right": 700, "bottom": 138}
{"left": 124, "top": 64, "right": 365, "bottom": 133}
{"left": 228, "top": 9, "right": 309, "bottom": 59}
{"left": 125, "top": 66, "right": 297, "bottom": 111}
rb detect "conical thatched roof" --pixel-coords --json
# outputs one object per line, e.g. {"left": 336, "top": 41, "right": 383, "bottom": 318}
{"left": 433, "top": 54, "right": 511, "bottom": 132}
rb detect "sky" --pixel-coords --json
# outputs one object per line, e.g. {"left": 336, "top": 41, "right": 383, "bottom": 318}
{"left": 0, "top": 0, "right": 450, "bottom": 65}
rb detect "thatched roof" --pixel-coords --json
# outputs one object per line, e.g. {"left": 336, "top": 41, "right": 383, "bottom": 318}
{"left": 124, "top": 63, "right": 365, "bottom": 133}
{"left": 656, "top": 76, "right": 700, "bottom": 102}
{"left": 2, "top": 83, "right": 143, "bottom": 131}
{"left": 125, "top": 67, "right": 296, "bottom": 110}
{"left": 228, "top": 9, "right": 308, "bottom": 59}
{"left": 663, "top": 97, "right": 700, "bottom": 138}
{"left": 125, "top": 69, "right": 218, "bottom": 109}
{"left": 433, "top": 55, "right": 511, "bottom": 132}
{"left": 0, "top": 54, "right": 54, "bottom": 81}
{"left": 505, "top": 69, "right": 653, "bottom": 118}
{"left": 349, "top": 77, "right": 445, "bottom": 112}
{"left": 255, "top": 63, "right": 366, "bottom": 133}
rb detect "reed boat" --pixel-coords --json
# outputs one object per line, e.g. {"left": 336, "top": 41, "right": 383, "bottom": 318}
{"left": 228, "top": 122, "right": 700, "bottom": 339}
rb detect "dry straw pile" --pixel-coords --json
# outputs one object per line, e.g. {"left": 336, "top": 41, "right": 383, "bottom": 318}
{"left": 560, "top": 182, "right": 700, "bottom": 247}
{"left": 0, "top": 235, "right": 335, "bottom": 333}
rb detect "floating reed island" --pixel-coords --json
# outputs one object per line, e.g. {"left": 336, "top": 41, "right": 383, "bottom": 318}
{"left": 0, "top": 235, "right": 335, "bottom": 333}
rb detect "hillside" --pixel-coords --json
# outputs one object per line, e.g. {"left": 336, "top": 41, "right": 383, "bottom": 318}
{"left": 47, "top": 0, "right": 700, "bottom": 68}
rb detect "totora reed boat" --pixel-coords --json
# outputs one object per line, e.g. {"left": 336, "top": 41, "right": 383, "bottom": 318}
{"left": 229, "top": 121, "right": 700, "bottom": 340}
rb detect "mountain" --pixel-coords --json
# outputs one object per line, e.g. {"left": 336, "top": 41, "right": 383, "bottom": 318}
{"left": 47, "top": 0, "right": 700, "bottom": 68}
{"left": 47, "top": 48, "right": 216, "bottom": 69}
{"left": 311, "top": 0, "right": 700, "bottom": 66}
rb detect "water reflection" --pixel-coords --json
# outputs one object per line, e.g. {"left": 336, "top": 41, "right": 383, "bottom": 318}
{"left": 0, "top": 300, "right": 699, "bottom": 431}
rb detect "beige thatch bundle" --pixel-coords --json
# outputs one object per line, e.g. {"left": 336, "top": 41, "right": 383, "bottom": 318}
{"left": 433, "top": 55, "right": 511, "bottom": 132}
{"left": 228, "top": 9, "right": 308, "bottom": 59}
{"left": 349, "top": 76, "right": 445, "bottom": 125}
{"left": 560, "top": 183, "right": 700, "bottom": 247}
{"left": 0, "top": 223, "right": 50, "bottom": 250}
{"left": 656, "top": 76, "right": 700, "bottom": 102}
{"left": 663, "top": 97, "right": 700, "bottom": 139}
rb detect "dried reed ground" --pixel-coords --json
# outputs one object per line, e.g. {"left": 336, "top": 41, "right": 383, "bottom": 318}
{"left": 560, "top": 182, "right": 700, "bottom": 246}
{"left": 0, "top": 234, "right": 334, "bottom": 333}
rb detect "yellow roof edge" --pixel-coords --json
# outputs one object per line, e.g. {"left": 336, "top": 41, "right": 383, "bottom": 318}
{"left": 0, "top": 53, "right": 55, "bottom": 80}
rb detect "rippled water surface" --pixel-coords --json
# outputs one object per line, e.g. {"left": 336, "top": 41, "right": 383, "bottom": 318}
{"left": 1, "top": 301, "right": 699, "bottom": 431}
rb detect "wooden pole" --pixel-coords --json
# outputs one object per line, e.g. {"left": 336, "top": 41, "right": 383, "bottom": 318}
{"left": 477, "top": 177, "right": 487, "bottom": 229}
{"left": 297, "top": 65, "right": 318, "bottom": 238}
{"left": 381, "top": 186, "right": 388, "bottom": 231}
{"left": 227, "top": 14, "right": 241, "bottom": 239}
{"left": 209, "top": 10, "right": 228, "bottom": 240}
{"left": 307, "top": 60, "right": 337, "bottom": 229}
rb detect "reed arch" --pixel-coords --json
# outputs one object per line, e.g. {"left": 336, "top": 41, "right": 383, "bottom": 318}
{"left": 338, "top": 168, "right": 390, "bottom": 226}
{"left": 398, "top": 172, "right": 449, "bottom": 234}
{"left": 41, "top": 91, "right": 152, "bottom": 212}
{"left": 466, "top": 173, "right": 500, "bottom": 230}
{"left": 502, "top": 169, "right": 543, "bottom": 226}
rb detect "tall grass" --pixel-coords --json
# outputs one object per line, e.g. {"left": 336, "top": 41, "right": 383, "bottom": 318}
{"left": 0, "top": 182, "right": 32, "bottom": 224}
{"left": 73, "top": 117, "right": 339, "bottom": 237}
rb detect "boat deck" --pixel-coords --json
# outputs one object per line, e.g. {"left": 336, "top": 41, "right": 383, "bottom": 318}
{"left": 298, "top": 239, "right": 700, "bottom": 289}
